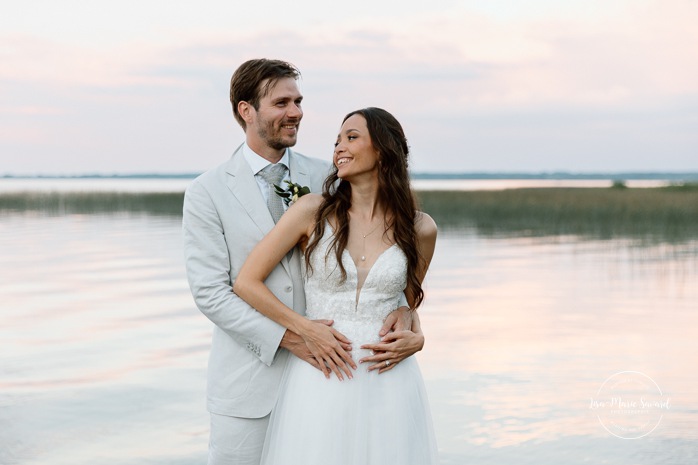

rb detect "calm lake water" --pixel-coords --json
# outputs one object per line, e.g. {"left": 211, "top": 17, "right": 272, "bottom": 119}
{"left": 1, "top": 182, "right": 697, "bottom": 464}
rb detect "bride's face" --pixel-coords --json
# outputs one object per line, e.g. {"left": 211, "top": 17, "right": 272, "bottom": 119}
{"left": 334, "top": 114, "right": 379, "bottom": 180}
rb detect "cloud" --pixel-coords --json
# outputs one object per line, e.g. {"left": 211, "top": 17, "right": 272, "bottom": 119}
{"left": 1, "top": 0, "right": 696, "bottom": 173}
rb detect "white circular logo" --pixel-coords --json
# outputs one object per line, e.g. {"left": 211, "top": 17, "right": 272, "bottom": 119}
{"left": 590, "top": 371, "right": 670, "bottom": 439}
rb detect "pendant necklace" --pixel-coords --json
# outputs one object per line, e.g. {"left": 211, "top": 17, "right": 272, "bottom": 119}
{"left": 360, "top": 221, "right": 384, "bottom": 261}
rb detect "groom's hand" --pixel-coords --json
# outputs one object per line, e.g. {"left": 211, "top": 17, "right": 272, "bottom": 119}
{"left": 280, "top": 320, "right": 352, "bottom": 371}
{"left": 379, "top": 306, "right": 412, "bottom": 336}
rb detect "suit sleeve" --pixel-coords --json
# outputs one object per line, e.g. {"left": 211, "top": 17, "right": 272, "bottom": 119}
{"left": 182, "top": 179, "right": 286, "bottom": 366}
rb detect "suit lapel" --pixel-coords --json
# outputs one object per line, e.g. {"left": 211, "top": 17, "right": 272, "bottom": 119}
{"left": 283, "top": 151, "right": 312, "bottom": 271}
{"left": 288, "top": 150, "right": 311, "bottom": 192}
{"left": 225, "top": 145, "right": 275, "bottom": 236}
{"left": 225, "top": 145, "right": 294, "bottom": 276}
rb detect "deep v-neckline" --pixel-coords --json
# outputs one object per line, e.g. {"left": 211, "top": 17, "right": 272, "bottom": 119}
{"left": 325, "top": 222, "right": 398, "bottom": 308}
{"left": 343, "top": 243, "right": 398, "bottom": 309}
{"left": 342, "top": 243, "right": 398, "bottom": 286}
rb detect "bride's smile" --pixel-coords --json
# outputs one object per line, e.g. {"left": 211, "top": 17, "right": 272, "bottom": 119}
{"left": 334, "top": 114, "right": 380, "bottom": 180}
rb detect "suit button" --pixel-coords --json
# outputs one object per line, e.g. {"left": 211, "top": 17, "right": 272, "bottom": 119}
{"left": 285, "top": 286, "right": 292, "bottom": 293}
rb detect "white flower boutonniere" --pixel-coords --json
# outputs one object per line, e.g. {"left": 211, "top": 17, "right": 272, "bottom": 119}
{"left": 274, "top": 181, "right": 311, "bottom": 206}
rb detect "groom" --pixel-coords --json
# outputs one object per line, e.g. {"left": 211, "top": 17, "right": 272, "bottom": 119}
{"left": 183, "top": 58, "right": 422, "bottom": 465}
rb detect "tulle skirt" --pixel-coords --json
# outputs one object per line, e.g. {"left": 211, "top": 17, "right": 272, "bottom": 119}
{"left": 260, "top": 319, "right": 439, "bottom": 465}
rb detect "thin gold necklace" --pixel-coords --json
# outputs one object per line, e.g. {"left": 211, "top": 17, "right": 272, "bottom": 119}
{"left": 360, "top": 221, "right": 384, "bottom": 261}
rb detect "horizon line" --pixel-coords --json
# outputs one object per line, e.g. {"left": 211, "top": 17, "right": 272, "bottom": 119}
{"left": 3, "top": 171, "right": 698, "bottom": 181}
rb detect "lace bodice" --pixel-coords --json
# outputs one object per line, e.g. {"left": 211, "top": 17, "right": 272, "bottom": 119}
{"left": 303, "top": 224, "right": 407, "bottom": 324}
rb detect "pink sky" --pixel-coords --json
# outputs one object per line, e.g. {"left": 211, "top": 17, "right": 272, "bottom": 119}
{"left": 1, "top": 0, "right": 696, "bottom": 174}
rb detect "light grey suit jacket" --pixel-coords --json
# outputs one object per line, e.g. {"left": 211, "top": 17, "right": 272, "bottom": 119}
{"left": 183, "top": 145, "right": 331, "bottom": 418}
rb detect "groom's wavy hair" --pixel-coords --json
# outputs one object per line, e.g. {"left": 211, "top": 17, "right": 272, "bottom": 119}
{"left": 230, "top": 59, "right": 300, "bottom": 130}
{"left": 304, "top": 107, "right": 425, "bottom": 309}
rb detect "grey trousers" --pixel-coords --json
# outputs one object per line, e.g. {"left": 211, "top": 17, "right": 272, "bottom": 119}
{"left": 208, "top": 412, "right": 270, "bottom": 465}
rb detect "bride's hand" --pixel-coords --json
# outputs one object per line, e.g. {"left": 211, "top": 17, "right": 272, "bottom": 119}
{"left": 299, "top": 320, "right": 356, "bottom": 380}
{"left": 359, "top": 330, "right": 425, "bottom": 374}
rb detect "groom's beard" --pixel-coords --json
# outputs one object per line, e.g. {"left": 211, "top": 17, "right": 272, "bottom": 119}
{"left": 256, "top": 116, "right": 301, "bottom": 150}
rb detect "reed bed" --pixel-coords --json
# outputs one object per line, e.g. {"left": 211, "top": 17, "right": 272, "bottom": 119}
{"left": 417, "top": 185, "right": 698, "bottom": 241}
{"left": 0, "top": 191, "right": 185, "bottom": 216}
{"left": 2, "top": 185, "right": 697, "bottom": 241}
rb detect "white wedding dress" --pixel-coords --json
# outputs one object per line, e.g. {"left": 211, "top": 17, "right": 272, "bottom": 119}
{"left": 260, "top": 225, "right": 439, "bottom": 465}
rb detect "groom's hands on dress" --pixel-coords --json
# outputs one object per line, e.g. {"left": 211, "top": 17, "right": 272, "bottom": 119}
{"left": 379, "top": 306, "right": 413, "bottom": 335}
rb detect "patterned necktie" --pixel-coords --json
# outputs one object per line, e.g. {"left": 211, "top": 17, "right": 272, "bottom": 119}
{"left": 257, "top": 163, "right": 288, "bottom": 223}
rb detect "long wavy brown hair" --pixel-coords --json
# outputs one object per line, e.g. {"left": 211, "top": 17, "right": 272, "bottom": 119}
{"left": 304, "top": 107, "right": 424, "bottom": 309}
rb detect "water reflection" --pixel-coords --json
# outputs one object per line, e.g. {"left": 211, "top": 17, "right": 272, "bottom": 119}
{"left": 420, "top": 232, "right": 698, "bottom": 463}
{"left": 0, "top": 213, "right": 211, "bottom": 465}
{"left": 1, "top": 213, "right": 696, "bottom": 464}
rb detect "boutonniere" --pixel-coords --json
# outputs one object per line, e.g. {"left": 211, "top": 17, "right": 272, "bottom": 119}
{"left": 274, "top": 180, "right": 311, "bottom": 206}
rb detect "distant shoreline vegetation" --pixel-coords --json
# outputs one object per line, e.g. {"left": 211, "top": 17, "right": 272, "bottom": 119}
{"left": 418, "top": 185, "right": 698, "bottom": 241}
{"left": 2, "top": 172, "right": 698, "bottom": 181}
{"left": 2, "top": 185, "right": 697, "bottom": 242}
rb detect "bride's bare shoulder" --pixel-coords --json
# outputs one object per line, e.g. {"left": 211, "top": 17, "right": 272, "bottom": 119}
{"left": 414, "top": 211, "right": 438, "bottom": 241}
{"left": 291, "top": 193, "right": 323, "bottom": 211}
{"left": 286, "top": 193, "right": 323, "bottom": 223}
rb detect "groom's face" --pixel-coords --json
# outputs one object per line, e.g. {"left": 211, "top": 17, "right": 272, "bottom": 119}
{"left": 249, "top": 77, "right": 303, "bottom": 151}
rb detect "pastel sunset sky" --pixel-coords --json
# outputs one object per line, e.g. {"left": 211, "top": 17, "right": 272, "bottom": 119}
{"left": 2, "top": 0, "right": 696, "bottom": 174}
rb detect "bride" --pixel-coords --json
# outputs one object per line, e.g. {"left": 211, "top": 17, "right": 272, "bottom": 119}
{"left": 234, "top": 107, "right": 438, "bottom": 465}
